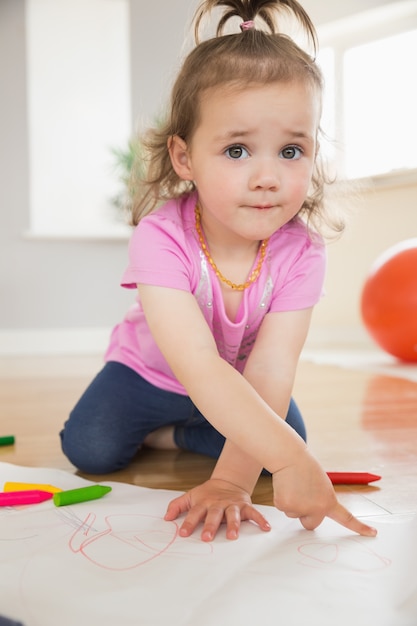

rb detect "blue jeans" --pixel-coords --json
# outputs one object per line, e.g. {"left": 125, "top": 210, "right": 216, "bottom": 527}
{"left": 60, "top": 361, "right": 306, "bottom": 474}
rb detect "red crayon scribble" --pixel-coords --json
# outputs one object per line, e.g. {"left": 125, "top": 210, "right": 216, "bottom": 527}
{"left": 297, "top": 537, "right": 391, "bottom": 572}
{"left": 69, "top": 513, "right": 212, "bottom": 571}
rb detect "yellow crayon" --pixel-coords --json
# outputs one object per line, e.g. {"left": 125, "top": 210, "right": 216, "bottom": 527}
{"left": 3, "top": 481, "right": 62, "bottom": 494}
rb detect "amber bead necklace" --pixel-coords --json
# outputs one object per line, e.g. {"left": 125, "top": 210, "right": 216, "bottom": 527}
{"left": 194, "top": 203, "right": 269, "bottom": 291}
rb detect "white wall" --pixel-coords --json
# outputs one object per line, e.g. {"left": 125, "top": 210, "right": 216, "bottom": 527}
{"left": 0, "top": 0, "right": 133, "bottom": 354}
{"left": 1, "top": 0, "right": 415, "bottom": 354}
{"left": 302, "top": 0, "right": 397, "bottom": 25}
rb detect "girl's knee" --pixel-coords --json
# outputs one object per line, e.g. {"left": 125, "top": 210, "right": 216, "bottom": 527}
{"left": 60, "top": 417, "right": 131, "bottom": 474}
{"left": 61, "top": 436, "right": 129, "bottom": 474}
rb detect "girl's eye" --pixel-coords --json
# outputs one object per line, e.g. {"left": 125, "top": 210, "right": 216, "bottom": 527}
{"left": 225, "top": 145, "right": 249, "bottom": 160}
{"left": 280, "top": 145, "right": 303, "bottom": 160}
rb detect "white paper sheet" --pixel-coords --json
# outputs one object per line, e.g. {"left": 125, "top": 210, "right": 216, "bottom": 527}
{"left": 0, "top": 462, "right": 416, "bottom": 626}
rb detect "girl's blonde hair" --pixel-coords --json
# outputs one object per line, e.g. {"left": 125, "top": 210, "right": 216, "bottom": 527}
{"left": 129, "top": 0, "right": 343, "bottom": 236}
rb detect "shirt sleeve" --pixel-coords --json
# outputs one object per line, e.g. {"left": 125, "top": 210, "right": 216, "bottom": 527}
{"left": 121, "top": 213, "right": 193, "bottom": 292}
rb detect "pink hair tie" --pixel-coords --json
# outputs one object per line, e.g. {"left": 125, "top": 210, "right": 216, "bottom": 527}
{"left": 240, "top": 20, "right": 255, "bottom": 31}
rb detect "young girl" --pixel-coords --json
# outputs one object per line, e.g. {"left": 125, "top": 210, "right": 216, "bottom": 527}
{"left": 61, "top": 0, "right": 376, "bottom": 541}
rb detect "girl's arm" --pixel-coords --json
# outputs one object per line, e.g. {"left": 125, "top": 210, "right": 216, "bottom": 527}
{"left": 166, "top": 308, "right": 311, "bottom": 540}
{"left": 138, "top": 285, "right": 304, "bottom": 470}
{"left": 139, "top": 284, "right": 376, "bottom": 539}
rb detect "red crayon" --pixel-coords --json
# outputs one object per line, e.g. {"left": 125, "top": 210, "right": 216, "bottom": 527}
{"left": 327, "top": 472, "right": 381, "bottom": 485}
{"left": 0, "top": 490, "right": 54, "bottom": 506}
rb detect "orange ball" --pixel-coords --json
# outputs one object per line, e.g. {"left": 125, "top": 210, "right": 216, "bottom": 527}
{"left": 361, "top": 239, "right": 417, "bottom": 362}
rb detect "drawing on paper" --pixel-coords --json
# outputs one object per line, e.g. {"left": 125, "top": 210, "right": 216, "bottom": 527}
{"left": 297, "top": 536, "right": 391, "bottom": 572}
{"left": 67, "top": 511, "right": 214, "bottom": 570}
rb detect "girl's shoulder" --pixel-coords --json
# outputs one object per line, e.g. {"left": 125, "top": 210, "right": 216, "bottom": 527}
{"left": 140, "top": 194, "right": 196, "bottom": 232}
{"left": 129, "top": 194, "right": 197, "bottom": 253}
{"left": 122, "top": 195, "right": 198, "bottom": 289}
{"left": 271, "top": 217, "right": 324, "bottom": 248}
{"left": 268, "top": 218, "right": 327, "bottom": 277}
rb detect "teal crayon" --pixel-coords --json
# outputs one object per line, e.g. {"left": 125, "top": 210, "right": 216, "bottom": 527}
{"left": 53, "top": 484, "right": 112, "bottom": 507}
{"left": 0, "top": 436, "right": 15, "bottom": 447}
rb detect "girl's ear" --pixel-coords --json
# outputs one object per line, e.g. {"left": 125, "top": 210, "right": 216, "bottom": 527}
{"left": 168, "top": 135, "right": 193, "bottom": 180}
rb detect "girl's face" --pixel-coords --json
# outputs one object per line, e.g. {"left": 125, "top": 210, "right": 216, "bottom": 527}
{"left": 170, "top": 81, "right": 321, "bottom": 245}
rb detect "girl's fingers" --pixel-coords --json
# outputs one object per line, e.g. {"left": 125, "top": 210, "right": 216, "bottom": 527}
{"left": 178, "top": 505, "right": 208, "bottom": 537}
{"left": 297, "top": 503, "right": 377, "bottom": 537}
{"left": 223, "top": 504, "right": 242, "bottom": 540}
{"left": 166, "top": 497, "right": 271, "bottom": 542}
{"left": 328, "top": 502, "right": 378, "bottom": 537}
{"left": 165, "top": 494, "right": 208, "bottom": 536}
{"left": 298, "top": 513, "right": 325, "bottom": 531}
{"left": 202, "top": 503, "right": 271, "bottom": 541}
{"left": 201, "top": 504, "right": 229, "bottom": 542}
{"left": 241, "top": 504, "right": 272, "bottom": 532}
{"left": 169, "top": 488, "right": 377, "bottom": 541}
{"left": 164, "top": 494, "right": 190, "bottom": 520}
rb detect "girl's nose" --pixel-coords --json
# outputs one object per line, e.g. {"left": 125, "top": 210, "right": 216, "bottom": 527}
{"left": 249, "top": 159, "right": 280, "bottom": 191}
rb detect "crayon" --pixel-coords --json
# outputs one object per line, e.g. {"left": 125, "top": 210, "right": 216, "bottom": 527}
{"left": 53, "top": 484, "right": 112, "bottom": 507}
{"left": 0, "top": 436, "right": 15, "bottom": 447}
{"left": 0, "top": 490, "right": 54, "bottom": 506}
{"left": 327, "top": 472, "right": 381, "bottom": 485}
{"left": 3, "top": 481, "right": 62, "bottom": 494}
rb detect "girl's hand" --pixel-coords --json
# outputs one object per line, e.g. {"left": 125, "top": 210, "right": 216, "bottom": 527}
{"left": 164, "top": 478, "right": 271, "bottom": 542}
{"left": 272, "top": 451, "right": 378, "bottom": 537}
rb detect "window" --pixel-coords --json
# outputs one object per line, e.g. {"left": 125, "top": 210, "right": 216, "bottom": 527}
{"left": 26, "top": 0, "right": 131, "bottom": 238}
{"left": 317, "top": 2, "right": 417, "bottom": 181}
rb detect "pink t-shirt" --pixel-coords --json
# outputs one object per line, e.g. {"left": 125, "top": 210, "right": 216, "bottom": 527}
{"left": 105, "top": 193, "right": 326, "bottom": 395}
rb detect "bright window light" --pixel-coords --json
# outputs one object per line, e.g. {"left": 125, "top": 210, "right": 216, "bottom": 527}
{"left": 26, "top": 0, "right": 131, "bottom": 238}
{"left": 343, "top": 28, "right": 417, "bottom": 179}
{"left": 316, "top": 47, "right": 336, "bottom": 166}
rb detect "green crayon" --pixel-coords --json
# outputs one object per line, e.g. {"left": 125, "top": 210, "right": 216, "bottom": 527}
{"left": 0, "top": 435, "right": 15, "bottom": 447}
{"left": 53, "top": 484, "right": 112, "bottom": 507}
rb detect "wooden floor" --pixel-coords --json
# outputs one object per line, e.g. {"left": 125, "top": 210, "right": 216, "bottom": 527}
{"left": 1, "top": 353, "right": 417, "bottom": 521}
